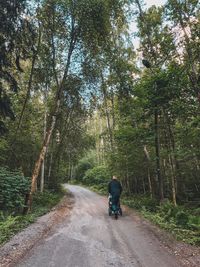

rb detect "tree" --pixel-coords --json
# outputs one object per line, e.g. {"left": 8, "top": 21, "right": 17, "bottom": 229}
{"left": 26, "top": 0, "right": 129, "bottom": 210}
{"left": 0, "top": 0, "right": 35, "bottom": 135}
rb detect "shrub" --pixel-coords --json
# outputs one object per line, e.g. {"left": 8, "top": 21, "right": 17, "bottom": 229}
{"left": 158, "top": 201, "right": 180, "bottom": 221}
{"left": 0, "top": 168, "right": 30, "bottom": 214}
{"left": 0, "top": 189, "right": 64, "bottom": 245}
{"left": 175, "top": 211, "right": 189, "bottom": 226}
{"left": 74, "top": 154, "right": 95, "bottom": 181}
{"left": 122, "top": 195, "right": 158, "bottom": 212}
{"left": 32, "top": 190, "right": 62, "bottom": 212}
{"left": 83, "top": 165, "right": 111, "bottom": 187}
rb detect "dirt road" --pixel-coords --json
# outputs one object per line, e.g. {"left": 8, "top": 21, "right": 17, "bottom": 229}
{"left": 17, "top": 185, "right": 183, "bottom": 267}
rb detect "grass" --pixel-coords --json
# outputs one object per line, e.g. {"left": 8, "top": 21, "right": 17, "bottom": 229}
{"left": 0, "top": 189, "right": 65, "bottom": 245}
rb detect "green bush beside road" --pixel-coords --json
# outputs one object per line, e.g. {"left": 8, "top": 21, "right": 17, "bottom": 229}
{"left": 0, "top": 190, "right": 64, "bottom": 245}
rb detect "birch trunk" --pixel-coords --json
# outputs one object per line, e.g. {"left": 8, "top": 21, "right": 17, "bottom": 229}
{"left": 155, "top": 107, "right": 164, "bottom": 201}
{"left": 25, "top": 17, "right": 77, "bottom": 212}
{"left": 40, "top": 109, "right": 47, "bottom": 192}
{"left": 101, "top": 75, "right": 113, "bottom": 150}
{"left": 143, "top": 145, "right": 153, "bottom": 198}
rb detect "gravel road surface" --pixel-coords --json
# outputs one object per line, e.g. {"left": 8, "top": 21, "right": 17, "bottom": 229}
{"left": 17, "top": 185, "right": 183, "bottom": 267}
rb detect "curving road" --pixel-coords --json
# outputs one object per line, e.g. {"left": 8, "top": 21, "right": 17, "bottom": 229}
{"left": 18, "top": 185, "right": 182, "bottom": 267}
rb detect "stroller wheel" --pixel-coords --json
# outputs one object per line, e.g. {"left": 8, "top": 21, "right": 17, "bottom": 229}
{"left": 115, "top": 213, "right": 118, "bottom": 220}
{"left": 108, "top": 208, "right": 112, "bottom": 216}
{"left": 119, "top": 208, "right": 122, "bottom": 216}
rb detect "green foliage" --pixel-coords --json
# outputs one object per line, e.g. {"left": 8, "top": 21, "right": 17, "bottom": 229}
{"left": 158, "top": 201, "right": 181, "bottom": 221}
{"left": 0, "top": 138, "right": 9, "bottom": 164}
{"left": 122, "top": 195, "right": 158, "bottom": 212}
{"left": 123, "top": 197, "right": 200, "bottom": 245}
{"left": 75, "top": 161, "right": 93, "bottom": 181}
{"left": 74, "top": 152, "right": 96, "bottom": 182}
{"left": 31, "top": 190, "right": 63, "bottom": 215}
{"left": 175, "top": 211, "right": 189, "bottom": 226}
{"left": 83, "top": 165, "right": 111, "bottom": 188}
{"left": 0, "top": 0, "right": 35, "bottom": 135}
{"left": 0, "top": 190, "right": 64, "bottom": 245}
{"left": 0, "top": 168, "right": 30, "bottom": 214}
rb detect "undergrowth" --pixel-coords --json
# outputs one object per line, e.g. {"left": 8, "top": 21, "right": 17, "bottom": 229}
{"left": 122, "top": 196, "right": 200, "bottom": 246}
{"left": 0, "top": 190, "right": 64, "bottom": 245}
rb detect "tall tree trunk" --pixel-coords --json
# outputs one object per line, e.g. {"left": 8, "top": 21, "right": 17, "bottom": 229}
{"left": 163, "top": 110, "right": 177, "bottom": 205}
{"left": 68, "top": 154, "right": 71, "bottom": 180}
{"left": 99, "top": 115, "right": 105, "bottom": 164}
{"left": 143, "top": 145, "right": 153, "bottom": 198}
{"left": 168, "top": 154, "right": 177, "bottom": 206}
{"left": 110, "top": 89, "right": 115, "bottom": 131}
{"left": 40, "top": 109, "right": 47, "bottom": 192}
{"left": 125, "top": 154, "right": 131, "bottom": 194}
{"left": 25, "top": 17, "right": 77, "bottom": 212}
{"left": 70, "top": 164, "right": 74, "bottom": 180}
{"left": 101, "top": 74, "right": 113, "bottom": 150}
{"left": 147, "top": 167, "right": 152, "bottom": 198}
{"left": 48, "top": 150, "right": 53, "bottom": 184}
{"left": 155, "top": 107, "right": 164, "bottom": 201}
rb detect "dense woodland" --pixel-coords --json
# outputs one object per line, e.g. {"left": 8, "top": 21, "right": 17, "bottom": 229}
{"left": 0, "top": 0, "right": 200, "bottom": 244}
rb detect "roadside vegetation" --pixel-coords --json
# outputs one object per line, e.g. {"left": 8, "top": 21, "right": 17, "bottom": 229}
{"left": 123, "top": 197, "right": 200, "bottom": 246}
{"left": 0, "top": 168, "right": 65, "bottom": 245}
{"left": 72, "top": 153, "right": 200, "bottom": 246}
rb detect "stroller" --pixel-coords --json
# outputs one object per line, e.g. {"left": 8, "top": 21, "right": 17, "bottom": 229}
{"left": 108, "top": 194, "right": 122, "bottom": 219}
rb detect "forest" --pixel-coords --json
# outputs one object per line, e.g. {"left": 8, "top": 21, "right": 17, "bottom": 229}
{"left": 0, "top": 0, "right": 200, "bottom": 245}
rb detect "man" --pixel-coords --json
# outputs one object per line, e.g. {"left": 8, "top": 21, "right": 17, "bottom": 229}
{"left": 108, "top": 175, "right": 122, "bottom": 207}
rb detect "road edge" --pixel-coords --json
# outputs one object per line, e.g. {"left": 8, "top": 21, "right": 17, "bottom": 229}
{"left": 79, "top": 184, "right": 200, "bottom": 267}
{"left": 0, "top": 191, "right": 75, "bottom": 267}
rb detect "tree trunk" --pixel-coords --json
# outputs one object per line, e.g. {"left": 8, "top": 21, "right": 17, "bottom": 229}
{"left": 110, "top": 89, "right": 115, "bottom": 131}
{"left": 25, "top": 17, "right": 77, "bottom": 212}
{"left": 168, "top": 154, "right": 177, "bottom": 206}
{"left": 48, "top": 150, "right": 53, "bottom": 184}
{"left": 30, "top": 114, "right": 57, "bottom": 195}
{"left": 40, "top": 109, "right": 47, "bottom": 192}
{"left": 70, "top": 164, "right": 74, "bottom": 180}
{"left": 101, "top": 74, "right": 113, "bottom": 151}
{"left": 147, "top": 167, "right": 152, "bottom": 198}
{"left": 143, "top": 145, "right": 153, "bottom": 198}
{"left": 154, "top": 107, "right": 164, "bottom": 201}
{"left": 163, "top": 110, "right": 177, "bottom": 206}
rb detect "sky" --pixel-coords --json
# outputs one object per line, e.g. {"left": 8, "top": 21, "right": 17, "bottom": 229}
{"left": 130, "top": 0, "right": 167, "bottom": 48}
{"left": 145, "top": 0, "right": 166, "bottom": 8}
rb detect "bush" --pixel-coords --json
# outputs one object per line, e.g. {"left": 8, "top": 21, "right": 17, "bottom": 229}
{"left": 188, "top": 215, "right": 200, "bottom": 231}
{"left": 175, "top": 211, "right": 189, "bottom": 226}
{"left": 158, "top": 201, "right": 180, "bottom": 222}
{"left": 0, "top": 189, "right": 65, "bottom": 245}
{"left": 74, "top": 154, "right": 95, "bottom": 181}
{"left": 32, "top": 190, "right": 63, "bottom": 213}
{"left": 122, "top": 195, "right": 158, "bottom": 212}
{"left": 0, "top": 168, "right": 30, "bottom": 214}
{"left": 83, "top": 165, "right": 111, "bottom": 187}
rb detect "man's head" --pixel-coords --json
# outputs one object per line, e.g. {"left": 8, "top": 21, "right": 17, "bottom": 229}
{"left": 112, "top": 175, "right": 117, "bottom": 180}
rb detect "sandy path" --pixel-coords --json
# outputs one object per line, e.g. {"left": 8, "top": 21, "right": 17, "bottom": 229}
{"left": 16, "top": 185, "right": 184, "bottom": 267}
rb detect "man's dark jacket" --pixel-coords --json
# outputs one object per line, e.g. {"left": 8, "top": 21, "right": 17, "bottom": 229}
{"left": 108, "top": 179, "right": 122, "bottom": 196}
